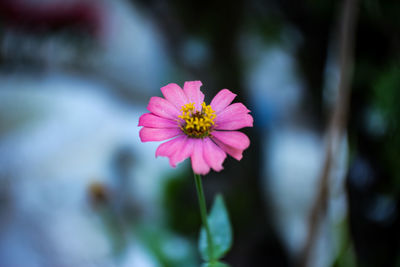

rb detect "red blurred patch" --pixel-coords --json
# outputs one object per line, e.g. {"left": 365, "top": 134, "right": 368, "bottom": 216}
{"left": 0, "top": 0, "right": 104, "bottom": 37}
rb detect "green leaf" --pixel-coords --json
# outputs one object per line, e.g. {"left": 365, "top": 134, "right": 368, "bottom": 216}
{"left": 202, "top": 261, "right": 230, "bottom": 267}
{"left": 199, "top": 194, "right": 232, "bottom": 261}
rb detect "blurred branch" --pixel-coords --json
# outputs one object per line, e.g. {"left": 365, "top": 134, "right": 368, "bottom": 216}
{"left": 298, "top": 0, "right": 358, "bottom": 266}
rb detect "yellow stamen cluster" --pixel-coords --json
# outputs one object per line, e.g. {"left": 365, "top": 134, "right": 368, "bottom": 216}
{"left": 178, "top": 102, "right": 216, "bottom": 138}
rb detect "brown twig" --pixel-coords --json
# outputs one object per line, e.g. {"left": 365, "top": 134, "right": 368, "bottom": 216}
{"left": 297, "top": 0, "right": 358, "bottom": 266}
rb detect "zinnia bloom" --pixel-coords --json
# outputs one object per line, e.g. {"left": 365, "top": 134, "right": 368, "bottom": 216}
{"left": 138, "top": 81, "right": 253, "bottom": 175}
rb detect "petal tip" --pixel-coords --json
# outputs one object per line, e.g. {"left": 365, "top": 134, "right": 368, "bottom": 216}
{"left": 138, "top": 114, "right": 145, "bottom": 126}
{"left": 160, "top": 83, "right": 181, "bottom": 94}
{"left": 213, "top": 165, "right": 224, "bottom": 172}
{"left": 139, "top": 128, "right": 148, "bottom": 142}
{"left": 185, "top": 80, "right": 203, "bottom": 86}
{"left": 248, "top": 115, "right": 254, "bottom": 127}
{"left": 221, "top": 88, "right": 237, "bottom": 96}
{"left": 169, "top": 160, "right": 177, "bottom": 168}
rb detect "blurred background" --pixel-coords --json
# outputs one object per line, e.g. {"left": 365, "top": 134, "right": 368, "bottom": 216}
{"left": 0, "top": 0, "right": 399, "bottom": 266}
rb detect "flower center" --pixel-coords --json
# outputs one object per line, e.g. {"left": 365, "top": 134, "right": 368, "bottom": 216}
{"left": 178, "top": 102, "right": 216, "bottom": 138}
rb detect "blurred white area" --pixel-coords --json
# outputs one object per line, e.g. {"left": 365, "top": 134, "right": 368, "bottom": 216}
{"left": 244, "top": 33, "right": 349, "bottom": 266}
{"left": 98, "top": 0, "right": 172, "bottom": 94}
{"left": 0, "top": 73, "right": 186, "bottom": 266}
{"left": 265, "top": 128, "right": 323, "bottom": 255}
{"left": 0, "top": 0, "right": 173, "bottom": 96}
{"left": 122, "top": 243, "right": 159, "bottom": 267}
{"left": 242, "top": 29, "right": 305, "bottom": 129}
{"left": 0, "top": 0, "right": 196, "bottom": 265}
{"left": 264, "top": 127, "right": 348, "bottom": 267}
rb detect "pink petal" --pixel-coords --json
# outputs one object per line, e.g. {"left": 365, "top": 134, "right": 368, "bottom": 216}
{"left": 210, "top": 89, "right": 236, "bottom": 113}
{"left": 147, "top": 96, "right": 180, "bottom": 120}
{"left": 138, "top": 113, "right": 178, "bottom": 128}
{"left": 211, "top": 131, "right": 250, "bottom": 150}
{"left": 139, "top": 127, "right": 182, "bottom": 142}
{"left": 191, "top": 138, "right": 210, "bottom": 175}
{"left": 212, "top": 137, "right": 244, "bottom": 161}
{"left": 155, "top": 135, "right": 186, "bottom": 158}
{"left": 203, "top": 138, "right": 226, "bottom": 172}
{"left": 214, "top": 103, "right": 253, "bottom": 130}
{"left": 217, "top": 103, "right": 250, "bottom": 117}
{"left": 155, "top": 135, "right": 190, "bottom": 167}
{"left": 183, "top": 81, "right": 204, "bottom": 111}
{"left": 170, "top": 137, "right": 195, "bottom": 167}
{"left": 215, "top": 113, "right": 253, "bottom": 130}
{"left": 155, "top": 136, "right": 193, "bottom": 167}
{"left": 161, "top": 83, "right": 188, "bottom": 110}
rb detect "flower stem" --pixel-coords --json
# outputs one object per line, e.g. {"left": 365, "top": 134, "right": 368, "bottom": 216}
{"left": 193, "top": 172, "right": 214, "bottom": 261}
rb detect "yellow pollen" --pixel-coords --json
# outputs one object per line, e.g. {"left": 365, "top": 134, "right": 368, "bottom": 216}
{"left": 178, "top": 102, "right": 216, "bottom": 138}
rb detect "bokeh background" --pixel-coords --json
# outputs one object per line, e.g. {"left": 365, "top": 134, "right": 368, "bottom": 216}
{"left": 0, "top": 0, "right": 399, "bottom": 266}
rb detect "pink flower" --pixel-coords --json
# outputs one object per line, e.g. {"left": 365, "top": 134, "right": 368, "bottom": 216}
{"left": 138, "top": 81, "right": 253, "bottom": 175}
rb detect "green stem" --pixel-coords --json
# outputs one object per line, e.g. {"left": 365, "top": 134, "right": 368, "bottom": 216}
{"left": 193, "top": 172, "right": 214, "bottom": 261}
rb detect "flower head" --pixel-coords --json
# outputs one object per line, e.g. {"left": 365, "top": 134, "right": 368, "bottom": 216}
{"left": 138, "top": 81, "right": 253, "bottom": 175}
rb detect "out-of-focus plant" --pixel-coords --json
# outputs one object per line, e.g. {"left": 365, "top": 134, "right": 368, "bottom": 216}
{"left": 372, "top": 66, "right": 400, "bottom": 190}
